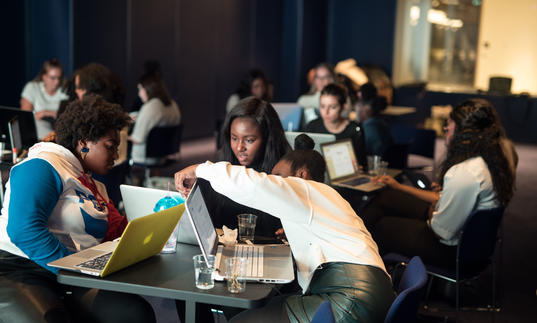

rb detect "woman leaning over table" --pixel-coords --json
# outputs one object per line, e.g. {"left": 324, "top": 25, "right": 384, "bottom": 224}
{"left": 361, "top": 98, "right": 515, "bottom": 267}
{"left": 0, "top": 95, "right": 155, "bottom": 323}
{"left": 174, "top": 152, "right": 395, "bottom": 322}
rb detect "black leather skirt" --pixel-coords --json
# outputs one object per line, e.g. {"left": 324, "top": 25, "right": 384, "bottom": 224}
{"left": 284, "top": 262, "right": 395, "bottom": 323}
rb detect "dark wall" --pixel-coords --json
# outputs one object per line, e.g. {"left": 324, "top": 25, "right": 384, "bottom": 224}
{"left": 327, "top": 0, "right": 397, "bottom": 77}
{"left": 72, "top": 0, "right": 283, "bottom": 139}
{"left": 0, "top": 2, "right": 26, "bottom": 107}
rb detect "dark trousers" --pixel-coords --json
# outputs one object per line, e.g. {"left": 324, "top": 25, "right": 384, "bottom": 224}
{"left": 361, "top": 189, "right": 457, "bottom": 268}
{"left": 0, "top": 250, "right": 156, "bottom": 323}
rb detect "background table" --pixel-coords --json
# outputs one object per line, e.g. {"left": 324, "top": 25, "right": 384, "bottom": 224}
{"left": 58, "top": 243, "right": 275, "bottom": 323}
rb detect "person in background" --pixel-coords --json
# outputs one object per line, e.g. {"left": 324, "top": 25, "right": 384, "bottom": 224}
{"left": 174, "top": 144, "right": 395, "bottom": 323}
{"left": 226, "top": 68, "right": 271, "bottom": 113}
{"left": 355, "top": 82, "right": 394, "bottom": 158}
{"left": 20, "top": 59, "right": 69, "bottom": 139}
{"left": 305, "top": 83, "right": 367, "bottom": 169}
{"left": 297, "top": 62, "right": 336, "bottom": 123}
{"left": 0, "top": 95, "right": 155, "bottom": 322}
{"left": 128, "top": 73, "right": 181, "bottom": 167}
{"left": 130, "top": 60, "right": 162, "bottom": 113}
{"left": 361, "top": 98, "right": 515, "bottom": 268}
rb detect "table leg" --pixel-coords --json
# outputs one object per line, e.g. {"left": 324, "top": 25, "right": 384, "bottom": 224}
{"left": 185, "top": 299, "right": 196, "bottom": 323}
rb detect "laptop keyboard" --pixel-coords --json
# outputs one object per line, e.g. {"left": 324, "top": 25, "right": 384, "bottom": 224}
{"left": 233, "top": 245, "right": 264, "bottom": 277}
{"left": 76, "top": 252, "right": 113, "bottom": 270}
{"left": 340, "top": 177, "right": 370, "bottom": 186}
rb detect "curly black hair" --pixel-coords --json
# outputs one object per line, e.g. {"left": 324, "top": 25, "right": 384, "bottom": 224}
{"left": 438, "top": 98, "right": 514, "bottom": 207}
{"left": 55, "top": 94, "right": 130, "bottom": 153}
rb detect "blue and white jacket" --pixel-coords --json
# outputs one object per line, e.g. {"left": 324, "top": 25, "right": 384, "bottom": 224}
{"left": 0, "top": 142, "right": 122, "bottom": 273}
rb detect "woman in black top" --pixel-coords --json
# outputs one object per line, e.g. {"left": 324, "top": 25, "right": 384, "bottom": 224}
{"left": 305, "top": 83, "right": 367, "bottom": 169}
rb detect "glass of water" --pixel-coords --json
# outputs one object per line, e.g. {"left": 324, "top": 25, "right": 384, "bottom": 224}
{"left": 237, "top": 214, "right": 257, "bottom": 242}
{"left": 225, "top": 257, "right": 248, "bottom": 293}
{"left": 192, "top": 254, "right": 215, "bottom": 289}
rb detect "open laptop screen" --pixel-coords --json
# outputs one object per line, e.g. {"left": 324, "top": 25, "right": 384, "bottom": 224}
{"left": 321, "top": 139, "right": 359, "bottom": 181}
{"left": 8, "top": 116, "right": 23, "bottom": 153}
{"left": 185, "top": 181, "right": 218, "bottom": 261}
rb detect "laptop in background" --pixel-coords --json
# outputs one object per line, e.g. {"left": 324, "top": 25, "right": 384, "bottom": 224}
{"left": 0, "top": 106, "right": 38, "bottom": 150}
{"left": 272, "top": 103, "right": 303, "bottom": 131}
{"left": 120, "top": 184, "right": 197, "bottom": 245}
{"left": 185, "top": 181, "right": 294, "bottom": 283}
{"left": 285, "top": 131, "right": 335, "bottom": 154}
{"left": 8, "top": 116, "right": 23, "bottom": 156}
{"left": 48, "top": 205, "right": 183, "bottom": 277}
{"left": 321, "top": 139, "right": 384, "bottom": 192}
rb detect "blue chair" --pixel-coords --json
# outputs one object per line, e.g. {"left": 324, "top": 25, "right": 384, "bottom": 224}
{"left": 385, "top": 256, "right": 428, "bottom": 323}
{"left": 311, "top": 301, "right": 335, "bottom": 323}
{"left": 383, "top": 207, "right": 504, "bottom": 322}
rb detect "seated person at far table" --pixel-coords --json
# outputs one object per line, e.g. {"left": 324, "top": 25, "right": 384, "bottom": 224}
{"left": 174, "top": 138, "right": 395, "bottom": 323}
{"left": 0, "top": 95, "right": 155, "bottom": 323}
{"left": 305, "top": 82, "right": 367, "bottom": 170}
{"left": 355, "top": 82, "right": 394, "bottom": 158}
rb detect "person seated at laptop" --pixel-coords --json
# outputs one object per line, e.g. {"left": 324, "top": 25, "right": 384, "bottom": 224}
{"left": 174, "top": 151, "right": 395, "bottom": 322}
{"left": 226, "top": 68, "right": 271, "bottom": 114}
{"left": 128, "top": 73, "right": 181, "bottom": 166}
{"left": 360, "top": 99, "right": 515, "bottom": 268}
{"left": 305, "top": 83, "right": 367, "bottom": 170}
{"left": 20, "top": 59, "right": 69, "bottom": 139}
{"left": 0, "top": 95, "right": 155, "bottom": 323}
{"left": 202, "top": 97, "right": 292, "bottom": 238}
{"left": 355, "top": 82, "right": 394, "bottom": 158}
{"left": 297, "top": 62, "right": 336, "bottom": 124}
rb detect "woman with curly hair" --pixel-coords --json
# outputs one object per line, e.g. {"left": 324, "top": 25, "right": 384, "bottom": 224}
{"left": 0, "top": 95, "right": 155, "bottom": 322}
{"left": 360, "top": 98, "right": 515, "bottom": 267}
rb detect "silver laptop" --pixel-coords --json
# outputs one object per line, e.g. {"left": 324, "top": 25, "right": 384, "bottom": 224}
{"left": 321, "top": 139, "right": 384, "bottom": 192}
{"left": 120, "top": 184, "right": 197, "bottom": 245}
{"left": 285, "top": 131, "right": 336, "bottom": 154}
{"left": 48, "top": 205, "right": 183, "bottom": 277}
{"left": 185, "top": 181, "right": 294, "bottom": 283}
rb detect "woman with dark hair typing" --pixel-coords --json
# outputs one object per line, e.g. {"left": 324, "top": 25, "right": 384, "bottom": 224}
{"left": 361, "top": 98, "right": 515, "bottom": 267}
{"left": 0, "top": 95, "right": 155, "bottom": 322}
{"left": 174, "top": 135, "right": 395, "bottom": 322}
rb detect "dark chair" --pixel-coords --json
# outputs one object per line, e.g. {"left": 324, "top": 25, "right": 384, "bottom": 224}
{"left": 311, "top": 301, "right": 335, "bottom": 323}
{"left": 391, "top": 125, "right": 436, "bottom": 172}
{"left": 383, "top": 207, "right": 505, "bottom": 322}
{"left": 130, "top": 124, "right": 183, "bottom": 187}
{"left": 384, "top": 256, "right": 428, "bottom": 323}
{"left": 384, "top": 142, "right": 409, "bottom": 170}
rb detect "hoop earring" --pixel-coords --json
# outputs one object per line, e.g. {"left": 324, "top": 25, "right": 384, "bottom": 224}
{"left": 81, "top": 147, "right": 89, "bottom": 160}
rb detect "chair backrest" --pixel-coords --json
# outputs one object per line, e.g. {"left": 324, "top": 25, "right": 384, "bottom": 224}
{"left": 458, "top": 207, "right": 504, "bottom": 270}
{"left": 384, "top": 142, "right": 409, "bottom": 169}
{"left": 311, "top": 301, "right": 335, "bottom": 323}
{"left": 145, "top": 124, "right": 183, "bottom": 158}
{"left": 384, "top": 256, "right": 428, "bottom": 323}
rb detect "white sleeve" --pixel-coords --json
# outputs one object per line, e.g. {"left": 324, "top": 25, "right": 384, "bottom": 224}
{"left": 21, "top": 82, "right": 36, "bottom": 103}
{"left": 430, "top": 166, "right": 480, "bottom": 241}
{"left": 130, "top": 101, "right": 158, "bottom": 143}
{"left": 196, "top": 161, "right": 312, "bottom": 224}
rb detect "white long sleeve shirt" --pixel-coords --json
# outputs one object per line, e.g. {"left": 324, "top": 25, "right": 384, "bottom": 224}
{"left": 195, "top": 161, "right": 387, "bottom": 292}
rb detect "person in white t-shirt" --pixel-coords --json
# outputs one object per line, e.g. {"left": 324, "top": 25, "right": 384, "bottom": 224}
{"left": 361, "top": 98, "right": 515, "bottom": 267}
{"left": 20, "top": 59, "right": 68, "bottom": 139}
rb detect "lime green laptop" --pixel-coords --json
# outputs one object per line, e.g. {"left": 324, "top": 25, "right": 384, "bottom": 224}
{"left": 49, "top": 204, "right": 184, "bottom": 277}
